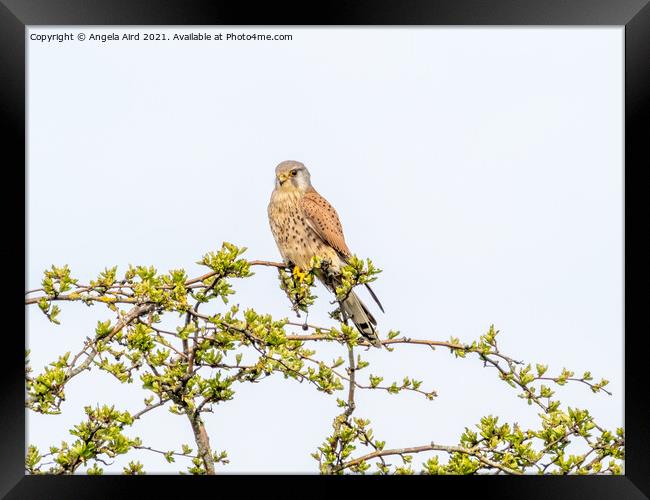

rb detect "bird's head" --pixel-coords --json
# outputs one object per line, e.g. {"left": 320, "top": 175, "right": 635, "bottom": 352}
{"left": 275, "top": 160, "right": 312, "bottom": 191}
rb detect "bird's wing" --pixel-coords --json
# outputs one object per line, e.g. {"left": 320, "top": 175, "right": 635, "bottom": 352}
{"left": 300, "top": 188, "right": 352, "bottom": 257}
{"left": 301, "top": 188, "right": 385, "bottom": 314}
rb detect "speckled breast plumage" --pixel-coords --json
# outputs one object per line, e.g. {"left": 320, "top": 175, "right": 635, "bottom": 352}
{"left": 267, "top": 189, "right": 342, "bottom": 272}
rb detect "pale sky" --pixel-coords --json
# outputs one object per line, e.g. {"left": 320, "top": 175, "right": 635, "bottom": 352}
{"left": 26, "top": 26, "right": 623, "bottom": 474}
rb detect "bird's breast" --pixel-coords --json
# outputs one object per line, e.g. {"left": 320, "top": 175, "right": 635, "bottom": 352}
{"left": 268, "top": 189, "right": 341, "bottom": 271}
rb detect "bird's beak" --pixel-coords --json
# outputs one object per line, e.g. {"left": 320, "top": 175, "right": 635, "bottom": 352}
{"left": 278, "top": 173, "right": 288, "bottom": 185}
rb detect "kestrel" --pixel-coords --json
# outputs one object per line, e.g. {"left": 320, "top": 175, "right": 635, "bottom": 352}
{"left": 267, "top": 160, "right": 384, "bottom": 348}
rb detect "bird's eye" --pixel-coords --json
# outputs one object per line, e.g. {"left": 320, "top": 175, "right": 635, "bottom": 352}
{"left": 290, "top": 169, "right": 298, "bottom": 176}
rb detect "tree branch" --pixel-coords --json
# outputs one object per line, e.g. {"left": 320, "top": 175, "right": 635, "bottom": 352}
{"left": 187, "top": 411, "right": 215, "bottom": 475}
{"left": 344, "top": 345, "right": 356, "bottom": 419}
{"left": 339, "top": 442, "right": 524, "bottom": 475}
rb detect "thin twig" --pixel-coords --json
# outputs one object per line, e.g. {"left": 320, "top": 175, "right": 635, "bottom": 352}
{"left": 132, "top": 398, "right": 169, "bottom": 421}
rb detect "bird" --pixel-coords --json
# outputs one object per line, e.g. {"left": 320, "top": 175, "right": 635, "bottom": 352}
{"left": 267, "top": 160, "right": 384, "bottom": 348}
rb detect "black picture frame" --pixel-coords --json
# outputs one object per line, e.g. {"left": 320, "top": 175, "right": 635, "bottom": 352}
{"left": 3, "top": 1, "right": 647, "bottom": 498}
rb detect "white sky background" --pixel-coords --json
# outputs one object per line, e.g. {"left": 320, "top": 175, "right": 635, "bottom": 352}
{"left": 26, "top": 27, "right": 623, "bottom": 474}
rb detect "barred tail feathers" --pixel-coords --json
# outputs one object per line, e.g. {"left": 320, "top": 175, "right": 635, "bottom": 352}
{"left": 341, "top": 290, "right": 383, "bottom": 348}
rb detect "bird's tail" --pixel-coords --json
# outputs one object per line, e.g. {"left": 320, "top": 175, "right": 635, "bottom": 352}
{"left": 340, "top": 290, "right": 383, "bottom": 348}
